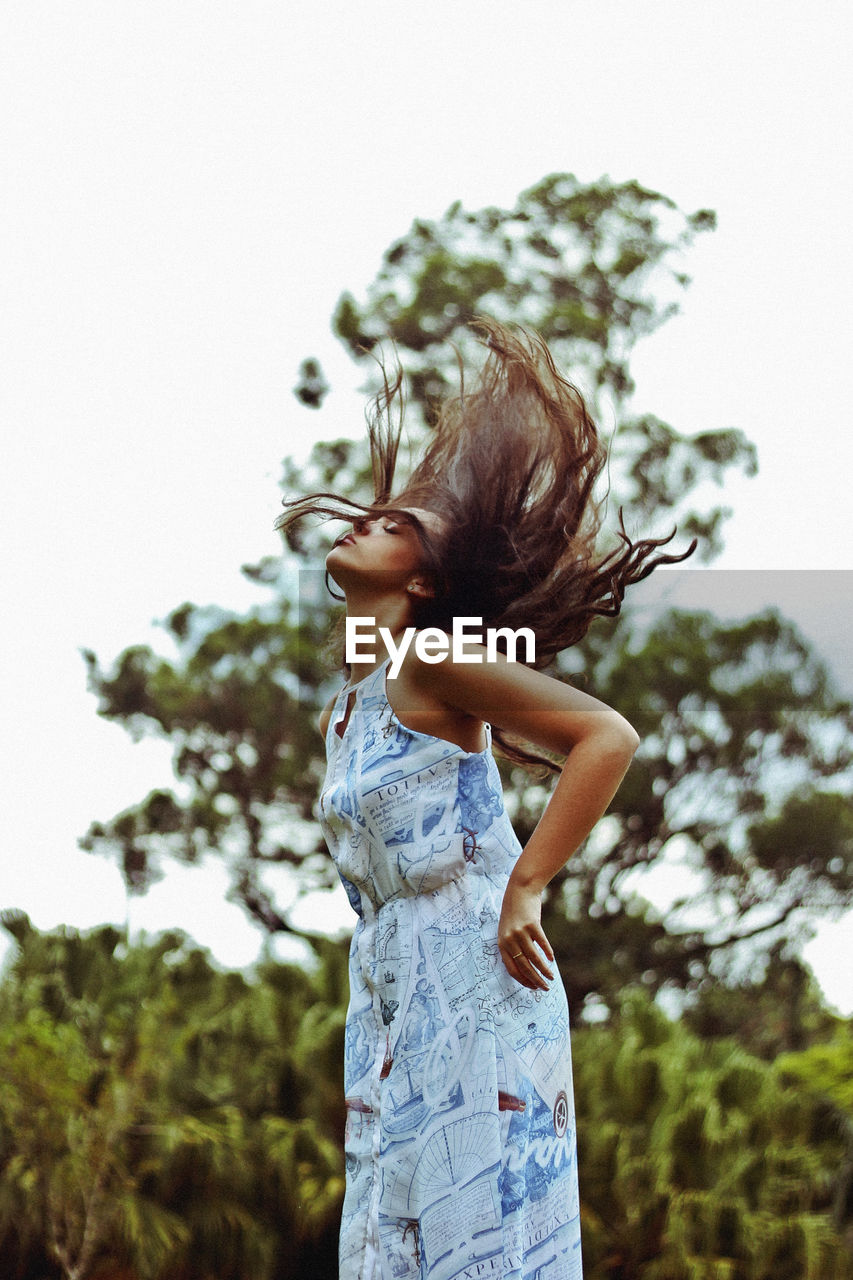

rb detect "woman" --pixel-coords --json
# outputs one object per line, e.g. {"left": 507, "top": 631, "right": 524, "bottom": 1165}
{"left": 276, "top": 321, "right": 691, "bottom": 1279}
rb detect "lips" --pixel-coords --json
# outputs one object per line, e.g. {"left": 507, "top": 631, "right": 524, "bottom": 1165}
{"left": 334, "top": 533, "right": 356, "bottom": 548}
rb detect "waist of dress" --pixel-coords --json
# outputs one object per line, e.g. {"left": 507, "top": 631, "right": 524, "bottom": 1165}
{"left": 335, "top": 828, "right": 514, "bottom": 911}
{"left": 348, "top": 861, "right": 508, "bottom": 932}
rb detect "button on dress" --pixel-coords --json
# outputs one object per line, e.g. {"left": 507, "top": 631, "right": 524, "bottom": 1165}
{"left": 318, "top": 658, "right": 583, "bottom": 1279}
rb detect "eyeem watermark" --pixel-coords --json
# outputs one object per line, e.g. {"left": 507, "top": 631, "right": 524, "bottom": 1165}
{"left": 346, "top": 616, "right": 535, "bottom": 678}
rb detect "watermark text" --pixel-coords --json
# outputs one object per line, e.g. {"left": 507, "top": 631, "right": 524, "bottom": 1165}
{"left": 345, "top": 616, "right": 535, "bottom": 678}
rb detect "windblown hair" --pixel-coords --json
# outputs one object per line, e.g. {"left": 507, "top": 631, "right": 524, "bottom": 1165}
{"left": 277, "top": 319, "right": 694, "bottom": 769}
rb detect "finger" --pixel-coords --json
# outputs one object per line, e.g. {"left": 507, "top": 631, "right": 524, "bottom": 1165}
{"left": 526, "top": 951, "right": 554, "bottom": 983}
{"left": 517, "top": 955, "right": 549, "bottom": 990}
{"left": 500, "top": 946, "right": 530, "bottom": 987}
{"left": 502, "top": 924, "right": 554, "bottom": 969}
{"left": 516, "top": 939, "right": 554, "bottom": 981}
{"left": 506, "top": 951, "right": 550, "bottom": 991}
{"left": 527, "top": 925, "right": 555, "bottom": 964}
{"left": 501, "top": 937, "right": 554, "bottom": 985}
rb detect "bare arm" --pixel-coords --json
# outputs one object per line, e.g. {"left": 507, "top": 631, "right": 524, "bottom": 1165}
{"left": 404, "top": 647, "right": 639, "bottom": 990}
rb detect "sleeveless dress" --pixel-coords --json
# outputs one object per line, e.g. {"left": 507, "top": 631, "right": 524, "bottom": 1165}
{"left": 318, "top": 658, "right": 583, "bottom": 1280}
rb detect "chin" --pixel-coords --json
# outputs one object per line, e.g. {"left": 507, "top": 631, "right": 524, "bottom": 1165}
{"left": 325, "top": 547, "right": 350, "bottom": 586}
{"left": 326, "top": 543, "right": 348, "bottom": 566}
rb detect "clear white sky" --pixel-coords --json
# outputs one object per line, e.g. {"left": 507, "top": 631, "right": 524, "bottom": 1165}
{"left": 1, "top": 2, "right": 851, "bottom": 1008}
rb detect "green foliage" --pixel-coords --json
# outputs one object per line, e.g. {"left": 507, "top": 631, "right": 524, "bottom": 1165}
{"left": 1, "top": 922, "right": 849, "bottom": 1278}
{"left": 536, "top": 606, "right": 853, "bottom": 1014}
{"left": 776, "top": 1028, "right": 853, "bottom": 1243}
{"left": 81, "top": 594, "right": 338, "bottom": 929}
{"left": 0, "top": 917, "right": 345, "bottom": 1279}
{"left": 574, "top": 993, "right": 852, "bottom": 1278}
{"left": 333, "top": 174, "right": 712, "bottom": 406}
{"left": 82, "top": 592, "right": 853, "bottom": 1009}
{"left": 326, "top": 174, "right": 755, "bottom": 558}
{"left": 777, "top": 1029, "right": 853, "bottom": 1115}
{"left": 683, "top": 947, "right": 842, "bottom": 1061}
{"left": 292, "top": 357, "right": 329, "bottom": 409}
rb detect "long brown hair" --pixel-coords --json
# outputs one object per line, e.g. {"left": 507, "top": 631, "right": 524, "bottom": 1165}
{"left": 277, "top": 319, "right": 694, "bottom": 768}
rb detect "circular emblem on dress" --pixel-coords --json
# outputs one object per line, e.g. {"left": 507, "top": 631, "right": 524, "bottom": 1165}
{"left": 553, "top": 1090, "right": 569, "bottom": 1137}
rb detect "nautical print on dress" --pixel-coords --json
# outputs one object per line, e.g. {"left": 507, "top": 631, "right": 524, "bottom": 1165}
{"left": 318, "top": 658, "right": 583, "bottom": 1280}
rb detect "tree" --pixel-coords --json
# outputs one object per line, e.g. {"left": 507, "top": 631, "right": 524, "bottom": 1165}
{"left": 81, "top": 599, "right": 333, "bottom": 930}
{"left": 80, "top": 173, "right": 851, "bottom": 1009}
{"left": 297, "top": 173, "right": 755, "bottom": 558}
{"left": 777, "top": 1030, "right": 853, "bottom": 1116}
{"left": 777, "top": 1028, "right": 853, "bottom": 1245}
{"left": 681, "top": 944, "right": 841, "bottom": 1062}
{"left": 332, "top": 174, "right": 704, "bottom": 411}
{"left": 0, "top": 916, "right": 191, "bottom": 1280}
{"left": 0, "top": 915, "right": 343, "bottom": 1279}
{"left": 573, "top": 992, "right": 852, "bottom": 1279}
{"left": 4, "top": 920, "right": 848, "bottom": 1279}
{"left": 537, "top": 607, "right": 853, "bottom": 1013}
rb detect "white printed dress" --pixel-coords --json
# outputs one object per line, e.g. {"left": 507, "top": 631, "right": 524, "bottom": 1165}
{"left": 319, "top": 658, "right": 583, "bottom": 1280}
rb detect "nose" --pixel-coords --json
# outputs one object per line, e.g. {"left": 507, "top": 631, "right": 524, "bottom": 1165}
{"left": 353, "top": 517, "right": 380, "bottom": 535}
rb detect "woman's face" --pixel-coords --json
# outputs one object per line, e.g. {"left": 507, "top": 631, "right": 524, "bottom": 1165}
{"left": 325, "top": 507, "right": 442, "bottom": 593}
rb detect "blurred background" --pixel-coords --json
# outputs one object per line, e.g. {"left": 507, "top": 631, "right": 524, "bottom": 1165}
{"left": 1, "top": 3, "right": 851, "bottom": 1276}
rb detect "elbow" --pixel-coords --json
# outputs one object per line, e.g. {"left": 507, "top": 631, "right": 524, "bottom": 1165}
{"left": 621, "top": 716, "right": 641, "bottom": 755}
{"left": 601, "top": 714, "right": 640, "bottom": 762}
{"left": 558, "top": 713, "right": 640, "bottom": 762}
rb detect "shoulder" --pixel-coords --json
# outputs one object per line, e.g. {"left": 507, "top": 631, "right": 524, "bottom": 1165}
{"left": 402, "top": 642, "right": 638, "bottom": 758}
{"left": 402, "top": 639, "right": 549, "bottom": 715}
{"left": 318, "top": 691, "right": 340, "bottom": 740}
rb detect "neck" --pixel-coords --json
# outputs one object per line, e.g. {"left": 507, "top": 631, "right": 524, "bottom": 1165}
{"left": 343, "top": 588, "right": 415, "bottom": 682}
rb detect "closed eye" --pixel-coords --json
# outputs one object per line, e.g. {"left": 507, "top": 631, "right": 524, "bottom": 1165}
{"left": 352, "top": 515, "right": 411, "bottom": 535}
